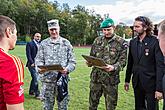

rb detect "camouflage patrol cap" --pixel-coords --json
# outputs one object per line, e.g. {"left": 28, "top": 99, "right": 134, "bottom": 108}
{"left": 47, "top": 19, "right": 59, "bottom": 29}
{"left": 100, "top": 18, "right": 114, "bottom": 28}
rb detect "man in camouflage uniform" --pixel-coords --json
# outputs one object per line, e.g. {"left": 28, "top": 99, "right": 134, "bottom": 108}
{"left": 35, "top": 19, "right": 76, "bottom": 110}
{"left": 87, "top": 18, "right": 128, "bottom": 110}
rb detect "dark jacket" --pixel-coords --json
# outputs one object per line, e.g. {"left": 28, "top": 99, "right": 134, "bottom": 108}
{"left": 125, "top": 35, "right": 165, "bottom": 92}
{"left": 26, "top": 40, "right": 38, "bottom": 67}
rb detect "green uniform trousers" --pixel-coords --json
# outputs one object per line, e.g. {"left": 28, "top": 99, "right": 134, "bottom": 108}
{"left": 89, "top": 82, "right": 118, "bottom": 110}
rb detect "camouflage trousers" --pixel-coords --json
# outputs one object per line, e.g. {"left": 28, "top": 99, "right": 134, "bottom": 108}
{"left": 89, "top": 82, "right": 118, "bottom": 110}
{"left": 41, "top": 82, "right": 69, "bottom": 110}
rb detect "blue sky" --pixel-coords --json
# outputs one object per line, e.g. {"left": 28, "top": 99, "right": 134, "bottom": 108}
{"left": 49, "top": 0, "right": 165, "bottom": 25}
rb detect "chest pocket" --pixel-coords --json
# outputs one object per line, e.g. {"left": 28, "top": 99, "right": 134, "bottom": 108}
{"left": 105, "top": 42, "right": 121, "bottom": 64}
{"left": 94, "top": 40, "right": 121, "bottom": 64}
{"left": 94, "top": 44, "right": 105, "bottom": 57}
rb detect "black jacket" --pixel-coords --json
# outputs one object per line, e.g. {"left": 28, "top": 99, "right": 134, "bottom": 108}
{"left": 26, "top": 40, "right": 38, "bottom": 67}
{"left": 125, "top": 35, "right": 165, "bottom": 92}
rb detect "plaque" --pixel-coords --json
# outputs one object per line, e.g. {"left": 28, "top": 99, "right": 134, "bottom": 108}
{"left": 82, "top": 55, "right": 107, "bottom": 67}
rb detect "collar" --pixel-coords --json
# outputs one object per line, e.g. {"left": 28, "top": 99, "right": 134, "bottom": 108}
{"left": 0, "top": 48, "right": 7, "bottom": 53}
{"left": 0, "top": 48, "right": 4, "bottom": 51}
{"left": 33, "top": 39, "right": 38, "bottom": 44}
{"left": 136, "top": 35, "right": 151, "bottom": 46}
{"left": 103, "top": 34, "right": 116, "bottom": 43}
{"left": 48, "top": 36, "right": 61, "bottom": 44}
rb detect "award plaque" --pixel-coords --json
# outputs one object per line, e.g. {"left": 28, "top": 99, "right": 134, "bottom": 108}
{"left": 38, "top": 64, "right": 64, "bottom": 74}
{"left": 82, "top": 55, "right": 107, "bottom": 67}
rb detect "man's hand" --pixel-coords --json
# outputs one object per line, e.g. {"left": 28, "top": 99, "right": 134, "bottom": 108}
{"left": 59, "top": 67, "right": 68, "bottom": 75}
{"left": 155, "top": 91, "right": 163, "bottom": 100}
{"left": 124, "top": 82, "right": 129, "bottom": 91}
{"left": 38, "top": 68, "right": 48, "bottom": 74}
{"left": 31, "top": 63, "right": 35, "bottom": 67}
{"left": 101, "top": 64, "right": 114, "bottom": 72}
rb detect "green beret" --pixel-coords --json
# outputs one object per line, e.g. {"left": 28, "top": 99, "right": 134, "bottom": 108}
{"left": 100, "top": 18, "right": 114, "bottom": 28}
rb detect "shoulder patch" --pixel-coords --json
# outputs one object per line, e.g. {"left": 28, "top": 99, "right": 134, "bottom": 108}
{"left": 122, "top": 41, "right": 129, "bottom": 49}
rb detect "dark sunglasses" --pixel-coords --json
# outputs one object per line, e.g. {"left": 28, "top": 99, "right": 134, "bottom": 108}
{"left": 137, "top": 16, "right": 147, "bottom": 25}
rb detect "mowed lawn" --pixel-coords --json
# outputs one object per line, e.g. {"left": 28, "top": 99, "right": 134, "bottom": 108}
{"left": 9, "top": 45, "right": 163, "bottom": 110}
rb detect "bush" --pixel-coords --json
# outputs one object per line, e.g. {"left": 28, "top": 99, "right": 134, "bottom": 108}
{"left": 25, "top": 36, "right": 32, "bottom": 42}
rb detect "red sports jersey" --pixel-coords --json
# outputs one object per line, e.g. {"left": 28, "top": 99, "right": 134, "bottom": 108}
{"left": 0, "top": 48, "right": 24, "bottom": 110}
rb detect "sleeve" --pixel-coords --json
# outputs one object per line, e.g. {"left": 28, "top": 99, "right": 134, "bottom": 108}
{"left": 90, "top": 38, "right": 97, "bottom": 56}
{"left": 155, "top": 39, "right": 165, "bottom": 92}
{"left": 112, "top": 40, "right": 128, "bottom": 71}
{"left": 66, "top": 43, "right": 76, "bottom": 73}
{"left": 26, "top": 42, "right": 33, "bottom": 65}
{"left": 3, "top": 80, "right": 24, "bottom": 104}
{"left": 35, "top": 43, "right": 45, "bottom": 67}
{"left": 125, "top": 40, "right": 133, "bottom": 83}
{"left": 2, "top": 60, "right": 24, "bottom": 104}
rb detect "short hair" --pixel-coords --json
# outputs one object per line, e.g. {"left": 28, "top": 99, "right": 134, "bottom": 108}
{"left": 158, "top": 19, "right": 165, "bottom": 34}
{"left": 135, "top": 16, "right": 154, "bottom": 36}
{"left": 0, "top": 15, "right": 16, "bottom": 38}
{"left": 31, "top": 32, "right": 41, "bottom": 40}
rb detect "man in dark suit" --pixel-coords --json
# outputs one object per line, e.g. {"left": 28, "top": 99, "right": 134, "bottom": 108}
{"left": 124, "top": 16, "right": 165, "bottom": 110}
{"left": 26, "top": 33, "right": 41, "bottom": 98}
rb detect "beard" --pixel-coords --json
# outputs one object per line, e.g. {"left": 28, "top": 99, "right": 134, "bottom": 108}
{"left": 134, "top": 29, "right": 145, "bottom": 37}
{"left": 35, "top": 39, "right": 40, "bottom": 43}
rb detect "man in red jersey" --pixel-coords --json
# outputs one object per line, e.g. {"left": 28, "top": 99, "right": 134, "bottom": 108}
{"left": 0, "top": 15, "right": 24, "bottom": 110}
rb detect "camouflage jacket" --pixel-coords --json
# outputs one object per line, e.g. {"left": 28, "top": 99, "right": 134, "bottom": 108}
{"left": 35, "top": 36, "right": 76, "bottom": 82}
{"left": 90, "top": 34, "right": 128, "bottom": 85}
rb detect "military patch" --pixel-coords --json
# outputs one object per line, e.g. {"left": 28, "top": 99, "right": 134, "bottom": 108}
{"left": 123, "top": 42, "right": 128, "bottom": 49}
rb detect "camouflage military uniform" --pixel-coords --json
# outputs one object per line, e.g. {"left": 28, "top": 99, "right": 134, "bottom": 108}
{"left": 89, "top": 34, "right": 128, "bottom": 110}
{"left": 35, "top": 37, "right": 76, "bottom": 110}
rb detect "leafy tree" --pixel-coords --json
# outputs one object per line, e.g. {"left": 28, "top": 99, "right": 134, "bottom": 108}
{"left": 0, "top": 0, "right": 105, "bottom": 45}
{"left": 115, "top": 24, "right": 132, "bottom": 39}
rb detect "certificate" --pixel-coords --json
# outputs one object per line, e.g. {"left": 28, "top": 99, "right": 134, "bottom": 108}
{"left": 82, "top": 55, "right": 107, "bottom": 67}
{"left": 38, "top": 64, "right": 64, "bottom": 72}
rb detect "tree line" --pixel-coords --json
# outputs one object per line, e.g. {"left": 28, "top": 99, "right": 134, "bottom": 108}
{"left": 0, "top": 0, "right": 132, "bottom": 45}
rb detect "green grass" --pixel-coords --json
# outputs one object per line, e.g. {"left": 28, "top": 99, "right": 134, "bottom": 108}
{"left": 9, "top": 45, "right": 163, "bottom": 110}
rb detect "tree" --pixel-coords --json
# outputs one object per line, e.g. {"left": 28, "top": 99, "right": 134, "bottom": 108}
{"left": 115, "top": 24, "right": 132, "bottom": 39}
{"left": 0, "top": 0, "right": 104, "bottom": 45}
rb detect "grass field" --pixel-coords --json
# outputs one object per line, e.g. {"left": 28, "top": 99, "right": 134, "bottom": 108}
{"left": 9, "top": 45, "right": 163, "bottom": 110}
